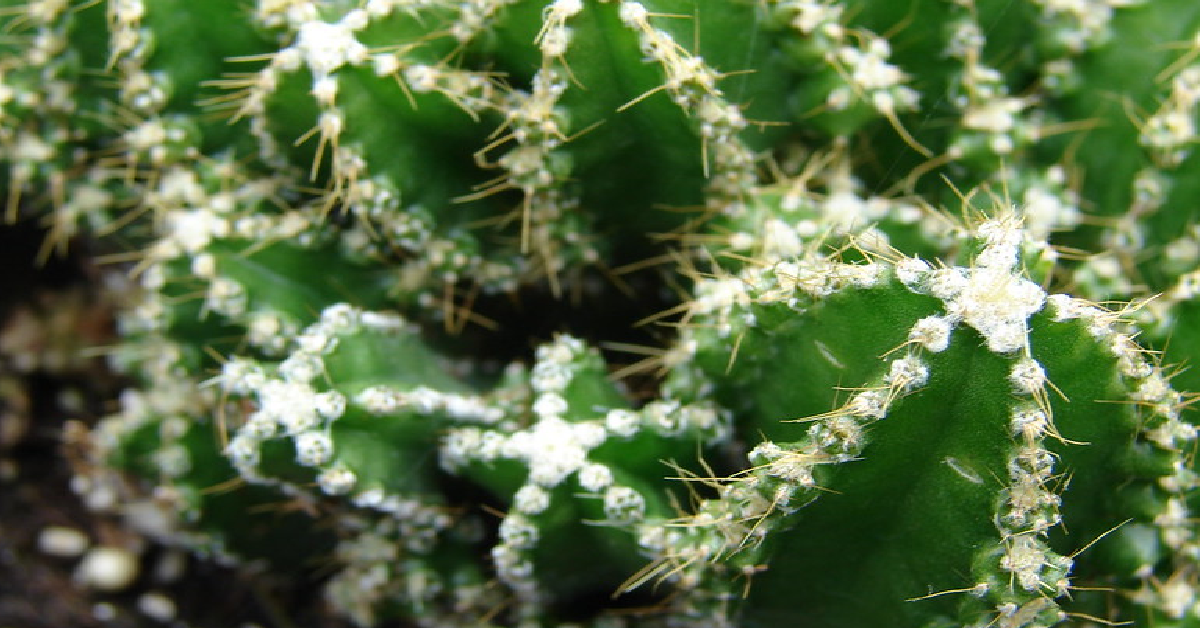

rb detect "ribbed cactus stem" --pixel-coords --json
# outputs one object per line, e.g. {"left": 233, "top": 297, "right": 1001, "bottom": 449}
{"left": 640, "top": 214, "right": 1198, "bottom": 627}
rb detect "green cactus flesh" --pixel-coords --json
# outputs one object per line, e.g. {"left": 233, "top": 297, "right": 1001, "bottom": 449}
{"left": 660, "top": 221, "right": 1196, "bottom": 627}
{"left": 3, "top": 1, "right": 1199, "bottom": 627}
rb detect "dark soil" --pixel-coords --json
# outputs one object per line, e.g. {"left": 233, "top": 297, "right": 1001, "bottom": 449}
{"left": 0, "top": 220, "right": 353, "bottom": 628}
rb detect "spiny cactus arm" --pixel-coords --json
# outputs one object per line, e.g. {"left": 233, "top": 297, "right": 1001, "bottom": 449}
{"left": 1144, "top": 285, "right": 1200, "bottom": 397}
{"left": 322, "top": 511, "right": 504, "bottom": 628}
{"left": 112, "top": 156, "right": 400, "bottom": 360}
{"left": 203, "top": 299, "right": 726, "bottom": 622}
{"left": 0, "top": 0, "right": 114, "bottom": 223}
{"left": 220, "top": 1, "right": 809, "bottom": 284}
{"left": 484, "top": 0, "right": 794, "bottom": 220}
{"left": 439, "top": 334, "right": 730, "bottom": 613}
{"left": 88, "top": 393, "right": 339, "bottom": 570}
{"left": 101, "top": 0, "right": 275, "bottom": 155}
{"left": 1047, "top": 1, "right": 1200, "bottom": 232}
{"left": 641, "top": 215, "right": 1199, "bottom": 627}
{"left": 208, "top": 304, "right": 523, "bottom": 625}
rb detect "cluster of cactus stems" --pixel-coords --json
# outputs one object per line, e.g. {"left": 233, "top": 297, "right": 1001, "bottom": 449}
{"left": 4, "top": 0, "right": 1200, "bottom": 626}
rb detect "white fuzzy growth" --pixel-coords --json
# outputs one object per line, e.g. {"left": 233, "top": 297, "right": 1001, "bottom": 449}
{"left": 909, "top": 315, "right": 954, "bottom": 352}
{"left": 604, "top": 408, "right": 640, "bottom": 438}
{"left": 205, "top": 277, "right": 247, "bottom": 318}
{"left": 532, "top": 392, "right": 569, "bottom": 419}
{"left": 1046, "top": 293, "right": 1093, "bottom": 322}
{"left": 1011, "top": 406, "right": 1051, "bottom": 441}
{"left": 318, "top": 108, "right": 344, "bottom": 138}
{"left": 895, "top": 257, "right": 932, "bottom": 287}
{"left": 1004, "top": 480, "right": 1061, "bottom": 529}
{"left": 312, "top": 75, "right": 339, "bottom": 105}
{"left": 847, "top": 390, "right": 889, "bottom": 419}
{"left": 359, "top": 311, "right": 407, "bottom": 332}
{"left": 191, "top": 253, "right": 216, "bottom": 278}
{"left": 1155, "top": 498, "right": 1195, "bottom": 550}
{"left": 219, "top": 358, "right": 267, "bottom": 394}
{"left": 1133, "top": 373, "right": 1172, "bottom": 404}
{"left": 748, "top": 441, "right": 785, "bottom": 464}
{"left": 691, "top": 277, "right": 751, "bottom": 315}
{"left": 537, "top": 334, "right": 585, "bottom": 364}
{"left": 762, "top": 450, "right": 817, "bottom": 487}
{"left": 1009, "top": 444, "right": 1056, "bottom": 481}
{"left": 294, "top": 18, "right": 368, "bottom": 78}
{"left": 1009, "top": 358, "right": 1047, "bottom": 395}
{"left": 1154, "top": 573, "right": 1199, "bottom": 619}
{"left": 404, "top": 64, "right": 439, "bottom": 92}
{"left": 503, "top": 417, "right": 604, "bottom": 487}
{"left": 963, "top": 97, "right": 1027, "bottom": 134}
{"left": 762, "top": 218, "right": 804, "bottom": 258}
{"left": 836, "top": 39, "right": 905, "bottom": 90}
{"left": 297, "top": 326, "right": 337, "bottom": 354}
{"left": 834, "top": 262, "right": 884, "bottom": 288}
{"left": 294, "top": 431, "right": 334, "bottom": 466}
{"left": 317, "top": 467, "right": 356, "bottom": 495}
{"left": 886, "top": 355, "right": 929, "bottom": 392}
{"left": 439, "top": 428, "right": 481, "bottom": 470}
{"left": 1146, "top": 416, "right": 1198, "bottom": 451}
{"left": 530, "top": 361, "right": 571, "bottom": 393}
{"left": 1021, "top": 181, "right": 1082, "bottom": 240}
{"left": 167, "top": 209, "right": 229, "bottom": 254}
{"left": 786, "top": 0, "right": 844, "bottom": 33}
{"left": 538, "top": 25, "right": 573, "bottom": 57}
{"left": 314, "top": 390, "right": 347, "bottom": 420}
{"left": 603, "top": 486, "right": 646, "bottom": 522}
{"left": 225, "top": 434, "right": 261, "bottom": 469}
{"left": 407, "top": 386, "right": 442, "bottom": 414}
{"left": 258, "top": 380, "right": 320, "bottom": 433}
{"left": 355, "top": 386, "right": 402, "bottom": 414}
{"left": 372, "top": 52, "right": 400, "bottom": 76}
{"left": 547, "top": 0, "right": 583, "bottom": 16}
{"left": 578, "top": 463, "right": 614, "bottom": 492}
{"left": 644, "top": 400, "right": 686, "bottom": 435}
{"left": 618, "top": 1, "right": 648, "bottom": 26}
{"left": 679, "top": 404, "right": 720, "bottom": 431}
{"left": 278, "top": 352, "right": 324, "bottom": 383}
{"left": 1002, "top": 536, "right": 1047, "bottom": 591}
{"left": 899, "top": 220, "right": 1046, "bottom": 353}
{"left": 926, "top": 268, "right": 969, "bottom": 300}
{"left": 943, "top": 266, "right": 1044, "bottom": 353}
{"left": 351, "top": 487, "right": 385, "bottom": 509}
{"left": 443, "top": 394, "right": 503, "bottom": 423}
{"left": 498, "top": 514, "right": 540, "bottom": 549}
{"left": 491, "top": 544, "right": 534, "bottom": 588}
{"left": 513, "top": 485, "right": 551, "bottom": 515}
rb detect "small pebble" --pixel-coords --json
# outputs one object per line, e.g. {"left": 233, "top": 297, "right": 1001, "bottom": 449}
{"left": 92, "top": 602, "right": 117, "bottom": 622}
{"left": 37, "top": 525, "right": 90, "bottom": 558}
{"left": 137, "top": 591, "right": 177, "bottom": 623}
{"left": 153, "top": 548, "right": 187, "bottom": 583}
{"left": 77, "top": 546, "right": 139, "bottom": 591}
{"left": 0, "top": 458, "right": 17, "bottom": 481}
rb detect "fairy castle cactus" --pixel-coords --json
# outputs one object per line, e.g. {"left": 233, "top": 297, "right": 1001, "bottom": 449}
{"left": 3, "top": 0, "right": 1199, "bottom": 626}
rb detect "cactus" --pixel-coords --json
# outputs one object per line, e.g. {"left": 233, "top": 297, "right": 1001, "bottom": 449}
{"left": 3, "top": 0, "right": 1199, "bottom": 627}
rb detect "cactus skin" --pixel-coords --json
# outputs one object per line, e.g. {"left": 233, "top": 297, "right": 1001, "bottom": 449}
{"left": 3, "top": 1, "right": 1200, "bottom": 627}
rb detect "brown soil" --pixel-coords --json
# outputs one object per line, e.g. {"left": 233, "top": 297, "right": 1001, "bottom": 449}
{"left": 0, "top": 221, "right": 354, "bottom": 628}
